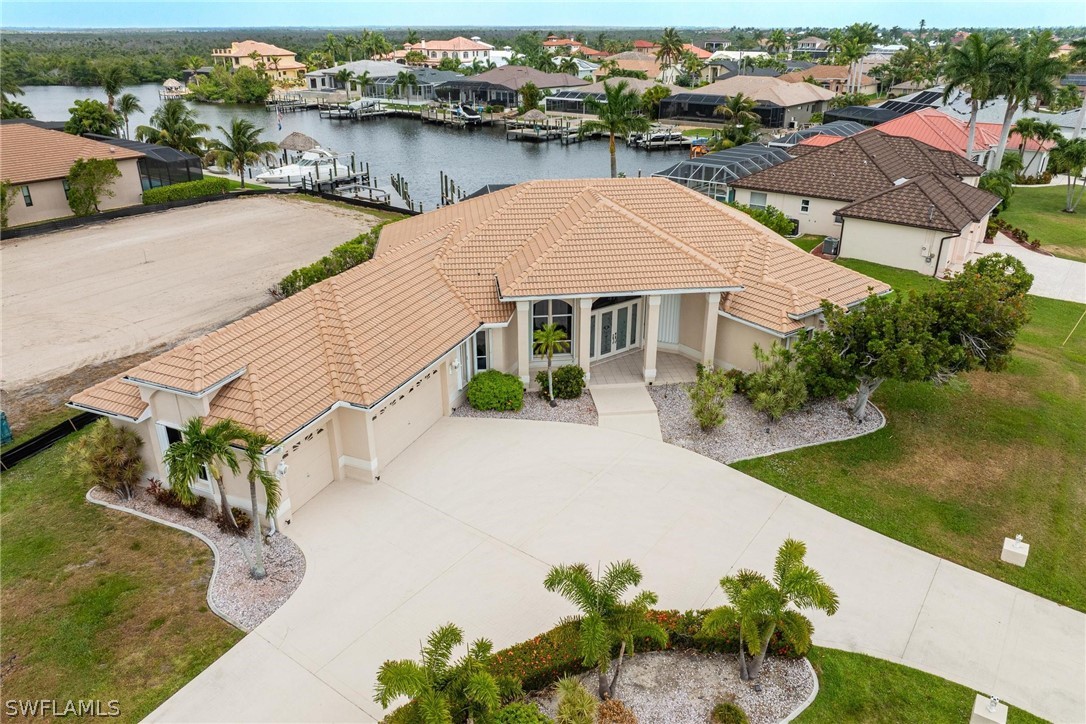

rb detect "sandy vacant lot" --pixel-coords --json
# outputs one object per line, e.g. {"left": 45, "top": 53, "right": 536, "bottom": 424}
{"left": 2, "top": 195, "right": 383, "bottom": 390}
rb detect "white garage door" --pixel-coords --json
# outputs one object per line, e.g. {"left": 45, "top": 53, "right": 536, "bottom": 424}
{"left": 374, "top": 370, "right": 444, "bottom": 468}
{"left": 283, "top": 430, "right": 335, "bottom": 514}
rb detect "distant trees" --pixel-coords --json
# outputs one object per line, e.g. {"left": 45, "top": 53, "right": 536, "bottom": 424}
{"left": 66, "top": 158, "right": 121, "bottom": 215}
{"left": 136, "top": 99, "right": 210, "bottom": 155}
{"left": 65, "top": 98, "right": 120, "bottom": 136}
{"left": 187, "top": 65, "right": 272, "bottom": 104}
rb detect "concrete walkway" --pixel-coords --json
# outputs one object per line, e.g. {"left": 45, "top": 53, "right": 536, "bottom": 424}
{"left": 146, "top": 419, "right": 1085, "bottom": 723}
{"left": 977, "top": 233, "right": 1086, "bottom": 304}
{"left": 590, "top": 383, "right": 662, "bottom": 440}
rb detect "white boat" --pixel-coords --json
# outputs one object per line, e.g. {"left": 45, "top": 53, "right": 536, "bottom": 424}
{"left": 255, "top": 147, "right": 353, "bottom": 186}
{"left": 451, "top": 104, "right": 482, "bottom": 123}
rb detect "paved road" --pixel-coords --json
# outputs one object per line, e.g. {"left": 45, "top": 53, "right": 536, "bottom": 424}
{"left": 978, "top": 233, "right": 1086, "bottom": 304}
{"left": 147, "top": 419, "right": 1086, "bottom": 723}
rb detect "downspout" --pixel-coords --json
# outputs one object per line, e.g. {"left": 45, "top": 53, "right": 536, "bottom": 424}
{"left": 933, "top": 231, "right": 961, "bottom": 278}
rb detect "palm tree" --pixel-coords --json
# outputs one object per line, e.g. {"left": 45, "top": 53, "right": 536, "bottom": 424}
{"left": 135, "top": 99, "right": 209, "bottom": 155}
{"left": 767, "top": 29, "right": 790, "bottom": 57}
{"left": 1068, "top": 39, "right": 1086, "bottom": 139}
{"left": 342, "top": 34, "right": 359, "bottom": 62}
{"left": 679, "top": 51, "right": 704, "bottom": 85}
{"left": 204, "top": 117, "right": 278, "bottom": 188}
{"left": 115, "top": 92, "right": 143, "bottom": 139}
{"left": 557, "top": 56, "right": 580, "bottom": 76}
{"left": 237, "top": 430, "right": 281, "bottom": 580}
{"left": 323, "top": 33, "right": 339, "bottom": 65}
{"left": 162, "top": 418, "right": 245, "bottom": 532}
{"left": 353, "top": 70, "right": 372, "bottom": 99}
{"left": 1012, "top": 116, "right": 1039, "bottom": 158}
{"left": 306, "top": 51, "right": 330, "bottom": 71}
{"left": 703, "top": 538, "right": 839, "bottom": 681}
{"left": 96, "top": 63, "right": 128, "bottom": 114}
{"left": 714, "top": 92, "right": 761, "bottom": 147}
{"left": 533, "top": 322, "right": 570, "bottom": 404}
{"left": 183, "top": 55, "right": 205, "bottom": 74}
{"left": 405, "top": 28, "right": 421, "bottom": 45}
{"left": 837, "top": 38, "right": 868, "bottom": 96}
{"left": 374, "top": 623, "right": 503, "bottom": 722}
{"left": 392, "top": 70, "right": 419, "bottom": 100}
{"left": 826, "top": 29, "right": 845, "bottom": 58}
{"left": 979, "top": 168, "right": 1016, "bottom": 211}
{"left": 990, "top": 31, "right": 1068, "bottom": 169}
{"left": 334, "top": 68, "right": 357, "bottom": 98}
{"left": 580, "top": 80, "right": 651, "bottom": 178}
{"left": 942, "top": 33, "right": 1010, "bottom": 157}
{"left": 655, "top": 27, "right": 685, "bottom": 83}
{"left": 544, "top": 561, "right": 667, "bottom": 700}
{"left": 1049, "top": 136, "right": 1086, "bottom": 212}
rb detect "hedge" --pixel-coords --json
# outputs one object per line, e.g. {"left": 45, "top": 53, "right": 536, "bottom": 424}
{"left": 466, "top": 370, "right": 524, "bottom": 412}
{"left": 142, "top": 178, "right": 231, "bottom": 205}
{"left": 489, "top": 610, "right": 800, "bottom": 693}
{"left": 271, "top": 225, "right": 384, "bottom": 298}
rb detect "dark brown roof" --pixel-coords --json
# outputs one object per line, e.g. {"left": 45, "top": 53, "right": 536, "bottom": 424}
{"left": 836, "top": 173, "right": 1001, "bottom": 233}
{"left": 732, "top": 130, "right": 984, "bottom": 202}
{"left": 463, "top": 66, "right": 589, "bottom": 90}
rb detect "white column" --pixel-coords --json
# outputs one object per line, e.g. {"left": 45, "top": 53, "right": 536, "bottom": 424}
{"left": 516, "top": 301, "right": 531, "bottom": 385}
{"left": 643, "top": 295, "right": 661, "bottom": 383}
{"left": 578, "top": 298, "right": 594, "bottom": 381}
{"left": 702, "top": 292, "right": 721, "bottom": 367}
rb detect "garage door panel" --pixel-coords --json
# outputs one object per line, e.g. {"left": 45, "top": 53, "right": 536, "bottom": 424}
{"left": 375, "top": 372, "right": 443, "bottom": 468}
{"left": 284, "top": 429, "right": 335, "bottom": 513}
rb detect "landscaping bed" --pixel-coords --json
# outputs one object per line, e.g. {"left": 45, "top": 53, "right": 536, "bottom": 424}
{"left": 532, "top": 650, "right": 815, "bottom": 724}
{"left": 452, "top": 391, "right": 598, "bottom": 426}
{"left": 648, "top": 384, "right": 883, "bottom": 464}
{"left": 87, "top": 486, "right": 305, "bottom": 632}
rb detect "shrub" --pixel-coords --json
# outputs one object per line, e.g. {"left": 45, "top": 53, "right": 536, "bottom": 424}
{"left": 722, "top": 368, "right": 750, "bottom": 395}
{"left": 597, "top": 699, "right": 637, "bottom": 724}
{"left": 495, "top": 702, "right": 552, "bottom": 723}
{"left": 536, "top": 365, "right": 585, "bottom": 400}
{"left": 745, "top": 343, "right": 808, "bottom": 422}
{"left": 151, "top": 483, "right": 207, "bottom": 517}
{"left": 556, "top": 677, "right": 596, "bottom": 724}
{"left": 64, "top": 419, "right": 145, "bottom": 500}
{"left": 215, "top": 507, "right": 252, "bottom": 535}
{"left": 271, "top": 226, "right": 383, "bottom": 298}
{"left": 726, "top": 202, "right": 797, "bottom": 237}
{"left": 687, "top": 366, "right": 734, "bottom": 431}
{"left": 467, "top": 370, "right": 525, "bottom": 412}
{"left": 67, "top": 158, "right": 121, "bottom": 216}
{"left": 142, "top": 178, "right": 231, "bottom": 205}
{"left": 711, "top": 701, "right": 749, "bottom": 724}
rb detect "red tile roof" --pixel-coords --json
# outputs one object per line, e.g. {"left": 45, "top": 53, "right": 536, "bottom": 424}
{"left": 875, "top": 108, "right": 1055, "bottom": 154}
{"left": 0, "top": 123, "right": 143, "bottom": 183}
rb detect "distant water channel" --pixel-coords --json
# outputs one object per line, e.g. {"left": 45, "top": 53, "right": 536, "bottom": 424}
{"left": 22, "top": 83, "right": 688, "bottom": 211}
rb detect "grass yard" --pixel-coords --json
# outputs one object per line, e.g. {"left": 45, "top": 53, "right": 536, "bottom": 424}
{"left": 1, "top": 407, "right": 78, "bottom": 452}
{"left": 1000, "top": 184, "right": 1086, "bottom": 261}
{"left": 223, "top": 178, "right": 269, "bottom": 191}
{"left": 0, "top": 432, "right": 243, "bottom": 722}
{"left": 799, "top": 648, "right": 1045, "bottom": 723}
{"left": 790, "top": 234, "right": 825, "bottom": 253}
{"left": 735, "top": 259, "right": 1086, "bottom": 610}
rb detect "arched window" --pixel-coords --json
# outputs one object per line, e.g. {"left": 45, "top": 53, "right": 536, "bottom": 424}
{"left": 532, "top": 300, "right": 574, "bottom": 357}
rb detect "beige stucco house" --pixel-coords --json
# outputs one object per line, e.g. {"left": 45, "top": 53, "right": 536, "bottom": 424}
{"left": 212, "top": 40, "right": 307, "bottom": 81}
{"left": 72, "top": 178, "right": 887, "bottom": 523}
{"left": 0, "top": 122, "right": 144, "bottom": 227}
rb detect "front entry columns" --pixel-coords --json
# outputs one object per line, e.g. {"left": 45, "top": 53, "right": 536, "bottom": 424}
{"left": 643, "top": 295, "right": 661, "bottom": 383}
{"left": 578, "top": 298, "right": 594, "bottom": 381}
{"left": 516, "top": 301, "right": 531, "bottom": 385}
{"left": 702, "top": 292, "right": 721, "bottom": 366}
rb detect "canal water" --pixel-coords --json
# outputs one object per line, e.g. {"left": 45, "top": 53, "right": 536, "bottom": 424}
{"left": 20, "top": 83, "right": 688, "bottom": 210}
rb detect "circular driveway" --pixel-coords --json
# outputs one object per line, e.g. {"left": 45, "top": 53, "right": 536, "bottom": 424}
{"left": 147, "top": 418, "right": 1085, "bottom": 723}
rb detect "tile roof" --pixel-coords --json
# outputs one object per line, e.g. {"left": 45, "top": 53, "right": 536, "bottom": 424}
{"left": 456, "top": 66, "right": 588, "bottom": 89}
{"left": 836, "top": 173, "right": 1001, "bottom": 232}
{"left": 214, "top": 40, "right": 299, "bottom": 58}
{"left": 0, "top": 123, "right": 144, "bottom": 183}
{"left": 684, "top": 76, "right": 836, "bottom": 107}
{"left": 779, "top": 65, "right": 875, "bottom": 86}
{"left": 409, "top": 36, "right": 492, "bottom": 52}
{"left": 797, "top": 134, "right": 844, "bottom": 148}
{"left": 876, "top": 108, "right": 1054, "bottom": 154}
{"left": 74, "top": 178, "right": 888, "bottom": 437}
{"left": 732, "top": 129, "right": 984, "bottom": 202}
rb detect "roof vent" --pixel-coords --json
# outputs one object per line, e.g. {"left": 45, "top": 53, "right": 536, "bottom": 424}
{"left": 894, "top": 177, "right": 908, "bottom": 185}
{"left": 928, "top": 204, "right": 935, "bottom": 221}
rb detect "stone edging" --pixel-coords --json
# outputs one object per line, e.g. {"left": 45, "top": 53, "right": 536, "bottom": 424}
{"left": 84, "top": 487, "right": 245, "bottom": 631}
{"left": 725, "top": 402, "right": 886, "bottom": 465}
{"left": 780, "top": 657, "right": 820, "bottom": 723}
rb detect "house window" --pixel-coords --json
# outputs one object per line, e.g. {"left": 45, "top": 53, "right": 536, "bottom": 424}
{"left": 474, "top": 330, "right": 489, "bottom": 372}
{"left": 20, "top": 186, "right": 32, "bottom": 207}
{"left": 160, "top": 424, "right": 210, "bottom": 484}
{"left": 800, "top": 199, "right": 810, "bottom": 213}
{"left": 749, "top": 191, "right": 767, "bottom": 210}
{"left": 532, "top": 300, "right": 573, "bottom": 357}
{"left": 62, "top": 179, "right": 71, "bottom": 200}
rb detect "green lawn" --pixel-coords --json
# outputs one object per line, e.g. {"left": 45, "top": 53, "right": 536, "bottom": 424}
{"left": 799, "top": 648, "right": 1045, "bottom": 723}
{"left": 223, "top": 178, "right": 269, "bottom": 191}
{"left": 790, "top": 234, "right": 825, "bottom": 253}
{"left": 735, "top": 260, "right": 1086, "bottom": 611}
{"left": 1, "top": 406, "right": 78, "bottom": 452}
{"left": 1000, "top": 184, "right": 1086, "bottom": 262}
{"left": 0, "top": 432, "right": 243, "bottom": 722}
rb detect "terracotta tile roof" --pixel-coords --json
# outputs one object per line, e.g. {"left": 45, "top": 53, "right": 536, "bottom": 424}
{"left": 214, "top": 40, "right": 299, "bottom": 58}
{"left": 876, "top": 108, "right": 1055, "bottom": 154}
{"left": 732, "top": 129, "right": 985, "bottom": 202}
{"left": 0, "top": 123, "right": 144, "bottom": 183}
{"left": 462, "top": 66, "right": 588, "bottom": 89}
{"left": 779, "top": 65, "right": 876, "bottom": 86}
{"left": 683, "top": 44, "right": 713, "bottom": 60}
{"left": 836, "top": 173, "right": 1001, "bottom": 232}
{"left": 411, "top": 36, "right": 492, "bottom": 52}
{"left": 684, "top": 76, "right": 836, "bottom": 107}
{"left": 797, "top": 134, "right": 843, "bottom": 148}
{"left": 74, "top": 178, "right": 888, "bottom": 435}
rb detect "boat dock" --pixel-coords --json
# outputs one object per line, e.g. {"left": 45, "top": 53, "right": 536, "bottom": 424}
{"left": 420, "top": 106, "right": 497, "bottom": 128}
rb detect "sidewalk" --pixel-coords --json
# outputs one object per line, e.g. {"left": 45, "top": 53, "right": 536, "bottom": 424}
{"left": 590, "top": 383, "right": 662, "bottom": 440}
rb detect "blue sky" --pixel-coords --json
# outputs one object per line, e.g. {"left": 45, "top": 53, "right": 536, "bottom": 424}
{"left": 2, "top": 0, "right": 1083, "bottom": 30}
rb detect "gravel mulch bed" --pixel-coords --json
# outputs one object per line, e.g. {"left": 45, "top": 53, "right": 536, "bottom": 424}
{"left": 87, "top": 486, "right": 306, "bottom": 632}
{"left": 451, "top": 391, "right": 598, "bottom": 426}
{"left": 648, "top": 384, "right": 884, "bottom": 464}
{"left": 533, "top": 650, "right": 814, "bottom": 724}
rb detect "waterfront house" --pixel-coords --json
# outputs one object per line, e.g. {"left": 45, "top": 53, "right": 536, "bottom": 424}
{"left": 592, "top": 51, "right": 663, "bottom": 81}
{"left": 658, "top": 75, "right": 835, "bottom": 128}
{"left": 542, "top": 36, "right": 607, "bottom": 58}
{"left": 304, "top": 60, "right": 461, "bottom": 101}
{"left": 438, "top": 66, "right": 588, "bottom": 107}
{"left": 793, "top": 36, "right": 830, "bottom": 59}
{"left": 400, "top": 36, "right": 494, "bottom": 67}
{"left": 72, "top": 178, "right": 887, "bottom": 521}
{"left": 212, "top": 40, "right": 306, "bottom": 81}
{"left": 545, "top": 78, "right": 681, "bottom": 114}
{"left": 778, "top": 65, "right": 878, "bottom": 95}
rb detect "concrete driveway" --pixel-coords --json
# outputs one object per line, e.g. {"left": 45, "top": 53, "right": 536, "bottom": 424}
{"left": 147, "top": 419, "right": 1085, "bottom": 723}
{"left": 978, "top": 233, "right": 1086, "bottom": 304}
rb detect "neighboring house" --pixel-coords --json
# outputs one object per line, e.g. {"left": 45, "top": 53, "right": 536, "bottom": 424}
{"left": 401, "top": 36, "right": 494, "bottom": 67}
{"left": 778, "top": 65, "right": 878, "bottom": 95}
{"left": 731, "top": 129, "right": 993, "bottom": 274}
{"left": 703, "top": 38, "right": 730, "bottom": 52}
{"left": 71, "top": 178, "right": 887, "bottom": 522}
{"left": 211, "top": 40, "right": 306, "bottom": 81}
{"left": 0, "top": 123, "right": 144, "bottom": 226}
{"left": 705, "top": 59, "right": 815, "bottom": 84}
{"left": 883, "top": 85, "right": 1083, "bottom": 138}
{"left": 768, "top": 119, "right": 868, "bottom": 148}
{"left": 83, "top": 134, "right": 203, "bottom": 190}
{"left": 552, "top": 56, "right": 600, "bottom": 80}
{"left": 304, "top": 60, "right": 461, "bottom": 101}
{"left": 793, "top": 36, "right": 830, "bottom": 58}
{"left": 594, "top": 51, "right": 663, "bottom": 81}
{"left": 438, "top": 66, "right": 588, "bottom": 107}
{"left": 652, "top": 142, "right": 795, "bottom": 202}
{"left": 542, "top": 36, "right": 607, "bottom": 58}
{"left": 546, "top": 78, "right": 682, "bottom": 114}
{"left": 658, "top": 75, "right": 836, "bottom": 127}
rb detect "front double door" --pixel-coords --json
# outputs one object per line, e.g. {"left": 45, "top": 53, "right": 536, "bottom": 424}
{"left": 590, "top": 298, "right": 640, "bottom": 361}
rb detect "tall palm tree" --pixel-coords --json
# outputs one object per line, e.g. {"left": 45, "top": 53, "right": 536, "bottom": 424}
{"left": 556, "top": 56, "right": 580, "bottom": 76}
{"left": 580, "top": 80, "right": 651, "bottom": 178}
{"left": 532, "top": 322, "right": 570, "bottom": 404}
{"left": 655, "top": 27, "right": 685, "bottom": 83}
{"left": 837, "top": 38, "right": 868, "bottom": 95}
{"left": 392, "top": 70, "right": 419, "bottom": 100}
{"left": 767, "top": 29, "right": 790, "bottom": 57}
{"left": 1012, "top": 116, "right": 1039, "bottom": 158}
{"left": 714, "top": 92, "right": 761, "bottom": 147}
{"left": 354, "top": 70, "right": 372, "bottom": 98}
{"left": 826, "top": 29, "right": 845, "bottom": 58}
{"left": 323, "top": 33, "right": 339, "bottom": 65}
{"left": 115, "top": 92, "right": 143, "bottom": 139}
{"left": 544, "top": 561, "right": 667, "bottom": 700}
{"left": 135, "top": 99, "right": 209, "bottom": 155}
{"left": 679, "top": 51, "right": 704, "bottom": 84}
{"left": 942, "top": 33, "right": 1010, "bottom": 157}
{"left": 1049, "top": 136, "right": 1086, "bottom": 212}
{"left": 991, "top": 31, "right": 1068, "bottom": 168}
{"left": 1068, "top": 39, "right": 1086, "bottom": 139}
{"left": 238, "top": 430, "right": 281, "bottom": 580}
{"left": 96, "top": 63, "right": 128, "bottom": 114}
{"left": 162, "top": 418, "right": 245, "bottom": 532}
{"left": 405, "top": 28, "right": 421, "bottom": 45}
{"left": 334, "top": 68, "right": 357, "bottom": 98}
{"left": 204, "top": 117, "right": 278, "bottom": 188}
{"left": 703, "top": 538, "right": 839, "bottom": 681}
{"left": 342, "top": 34, "right": 359, "bottom": 63}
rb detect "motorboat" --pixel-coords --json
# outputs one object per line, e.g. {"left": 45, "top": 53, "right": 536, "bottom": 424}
{"left": 451, "top": 104, "right": 483, "bottom": 123}
{"left": 255, "top": 147, "right": 353, "bottom": 186}
{"left": 348, "top": 98, "right": 380, "bottom": 111}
